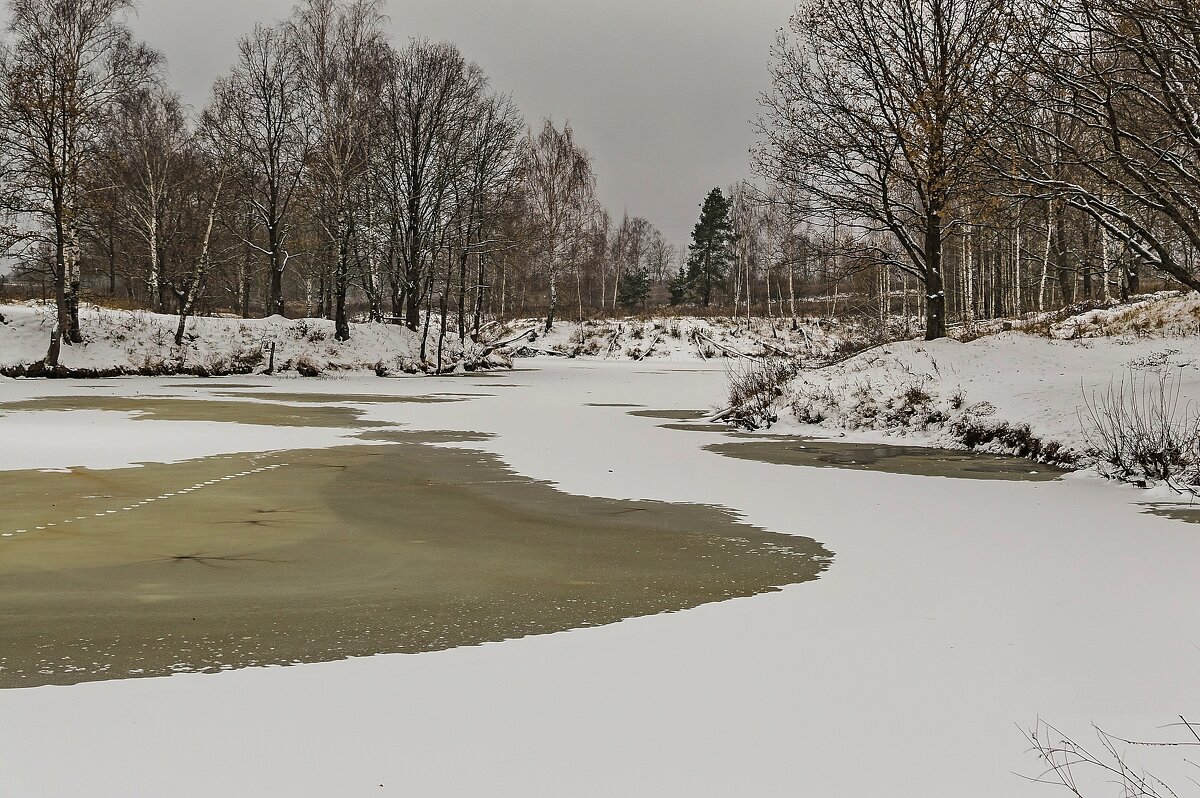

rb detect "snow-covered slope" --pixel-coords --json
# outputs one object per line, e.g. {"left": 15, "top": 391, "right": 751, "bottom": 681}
{"left": 0, "top": 304, "right": 501, "bottom": 377}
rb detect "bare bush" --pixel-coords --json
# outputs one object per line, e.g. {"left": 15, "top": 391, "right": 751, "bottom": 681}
{"left": 1081, "top": 369, "right": 1200, "bottom": 488}
{"left": 1023, "top": 717, "right": 1199, "bottom": 797}
{"left": 726, "top": 357, "right": 801, "bottom": 427}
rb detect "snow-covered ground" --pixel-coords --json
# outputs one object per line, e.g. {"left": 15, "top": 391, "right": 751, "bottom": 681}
{"left": 0, "top": 303, "right": 856, "bottom": 375}
{"left": 0, "top": 303, "right": 487, "bottom": 375}
{"left": 497, "top": 315, "right": 849, "bottom": 362}
{"left": 0, "top": 359, "right": 1196, "bottom": 797}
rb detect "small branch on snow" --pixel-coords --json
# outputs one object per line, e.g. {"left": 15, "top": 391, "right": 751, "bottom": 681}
{"left": 756, "top": 339, "right": 798, "bottom": 359}
{"left": 633, "top": 334, "right": 662, "bottom": 361}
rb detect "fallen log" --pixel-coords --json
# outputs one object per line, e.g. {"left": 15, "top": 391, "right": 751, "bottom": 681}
{"left": 482, "top": 326, "right": 539, "bottom": 354}
{"left": 693, "top": 330, "right": 763, "bottom": 362}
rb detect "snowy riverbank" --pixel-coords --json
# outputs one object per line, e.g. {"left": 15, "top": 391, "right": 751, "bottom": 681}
{"left": 0, "top": 303, "right": 498, "bottom": 377}
{"left": 748, "top": 293, "right": 1200, "bottom": 480}
{"left": 0, "top": 304, "right": 861, "bottom": 376}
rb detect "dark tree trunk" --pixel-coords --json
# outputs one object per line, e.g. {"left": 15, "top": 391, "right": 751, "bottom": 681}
{"left": 335, "top": 219, "right": 351, "bottom": 342}
{"left": 473, "top": 250, "right": 486, "bottom": 337}
{"left": 924, "top": 209, "right": 946, "bottom": 341}
{"left": 1054, "top": 203, "right": 1074, "bottom": 306}
{"left": 268, "top": 220, "right": 286, "bottom": 318}
{"left": 457, "top": 247, "right": 468, "bottom": 341}
{"left": 1080, "top": 218, "right": 1094, "bottom": 299}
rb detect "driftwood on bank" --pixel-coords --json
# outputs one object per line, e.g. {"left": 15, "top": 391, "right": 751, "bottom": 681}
{"left": 483, "top": 326, "right": 539, "bottom": 354}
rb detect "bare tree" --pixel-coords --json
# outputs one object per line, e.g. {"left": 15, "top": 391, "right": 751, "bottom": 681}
{"left": 645, "top": 228, "right": 674, "bottom": 284}
{"left": 171, "top": 144, "right": 228, "bottom": 346}
{"left": 757, "top": 0, "right": 1033, "bottom": 339}
{"left": 1016, "top": 0, "right": 1200, "bottom": 294}
{"left": 291, "top": 0, "right": 387, "bottom": 341}
{"left": 101, "top": 85, "right": 188, "bottom": 312}
{"left": 207, "top": 22, "right": 310, "bottom": 319}
{"left": 523, "top": 118, "right": 596, "bottom": 332}
{"left": 380, "top": 38, "right": 483, "bottom": 330}
{"left": 449, "top": 88, "right": 523, "bottom": 339}
{"left": 0, "top": 0, "right": 157, "bottom": 365}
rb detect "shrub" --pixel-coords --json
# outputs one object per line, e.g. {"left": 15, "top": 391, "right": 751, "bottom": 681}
{"left": 727, "top": 357, "right": 802, "bottom": 426}
{"left": 295, "top": 356, "right": 323, "bottom": 378}
{"left": 1081, "top": 368, "right": 1200, "bottom": 487}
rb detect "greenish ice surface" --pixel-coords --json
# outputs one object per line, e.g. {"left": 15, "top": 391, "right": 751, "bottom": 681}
{"left": 0, "top": 396, "right": 831, "bottom": 688}
{"left": 1140, "top": 502, "right": 1200, "bottom": 524}
{"left": 707, "top": 438, "right": 1064, "bottom": 481}
{"left": 628, "top": 409, "right": 711, "bottom": 421}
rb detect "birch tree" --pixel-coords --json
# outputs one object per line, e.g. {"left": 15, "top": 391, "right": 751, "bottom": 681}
{"left": 523, "top": 118, "right": 595, "bottom": 332}
{"left": 102, "top": 85, "right": 187, "bottom": 312}
{"left": 0, "top": 0, "right": 157, "bottom": 365}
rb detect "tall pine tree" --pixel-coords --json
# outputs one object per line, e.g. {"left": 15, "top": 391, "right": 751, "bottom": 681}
{"left": 684, "top": 188, "right": 735, "bottom": 307}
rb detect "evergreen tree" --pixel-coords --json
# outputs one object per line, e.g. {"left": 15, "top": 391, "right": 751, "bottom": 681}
{"left": 616, "top": 265, "right": 650, "bottom": 309}
{"left": 685, "top": 188, "right": 735, "bottom": 307}
{"left": 668, "top": 266, "right": 689, "bottom": 305}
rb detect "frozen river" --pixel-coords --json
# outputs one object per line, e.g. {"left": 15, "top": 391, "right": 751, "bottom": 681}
{"left": 0, "top": 360, "right": 1197, "bottom": 796}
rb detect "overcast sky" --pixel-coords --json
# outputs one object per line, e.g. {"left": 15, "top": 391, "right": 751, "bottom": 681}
{"left": 129, "top": 0, "right": 795, "bottom": 252}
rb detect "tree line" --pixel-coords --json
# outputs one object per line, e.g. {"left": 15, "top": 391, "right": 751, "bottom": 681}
{"left": 0, "top": 0, "right": 682, "bottom": 366}
{"left": 752, "top": 0, "right": 1200, "bottom": 340}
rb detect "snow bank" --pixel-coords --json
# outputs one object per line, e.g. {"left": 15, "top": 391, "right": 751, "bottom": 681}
{"left": 1047, "top": 291, "right": 1200, "bottom": 339}
{"left": 756, "top": 294, "right": 1200, "bottom": 474}
{"left": 0, "top": 304, "right": 507, "bottom": 377}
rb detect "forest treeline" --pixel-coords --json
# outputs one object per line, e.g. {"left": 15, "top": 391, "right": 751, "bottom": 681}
{"left": 7, "top": 0, "right": 1200, "bottom": 364}
{"left": 755, "top": 0, "right": 1200, "bottom": 340}
{"left": 0, "top": 0, "right": 696, "bottom": 366}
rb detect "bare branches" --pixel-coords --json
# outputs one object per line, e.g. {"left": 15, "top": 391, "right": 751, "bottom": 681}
{"left": 0, "top": 0, "right": 159, "bottom": 361}
{"left": 206, "top": 20, "right": 310, "bottom": 317}
{"left": 1023, "top": 717, "right": 1199, "bottom": 797}
{"left": 756, "top": 0, "right": 1038, "bottom": 339}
